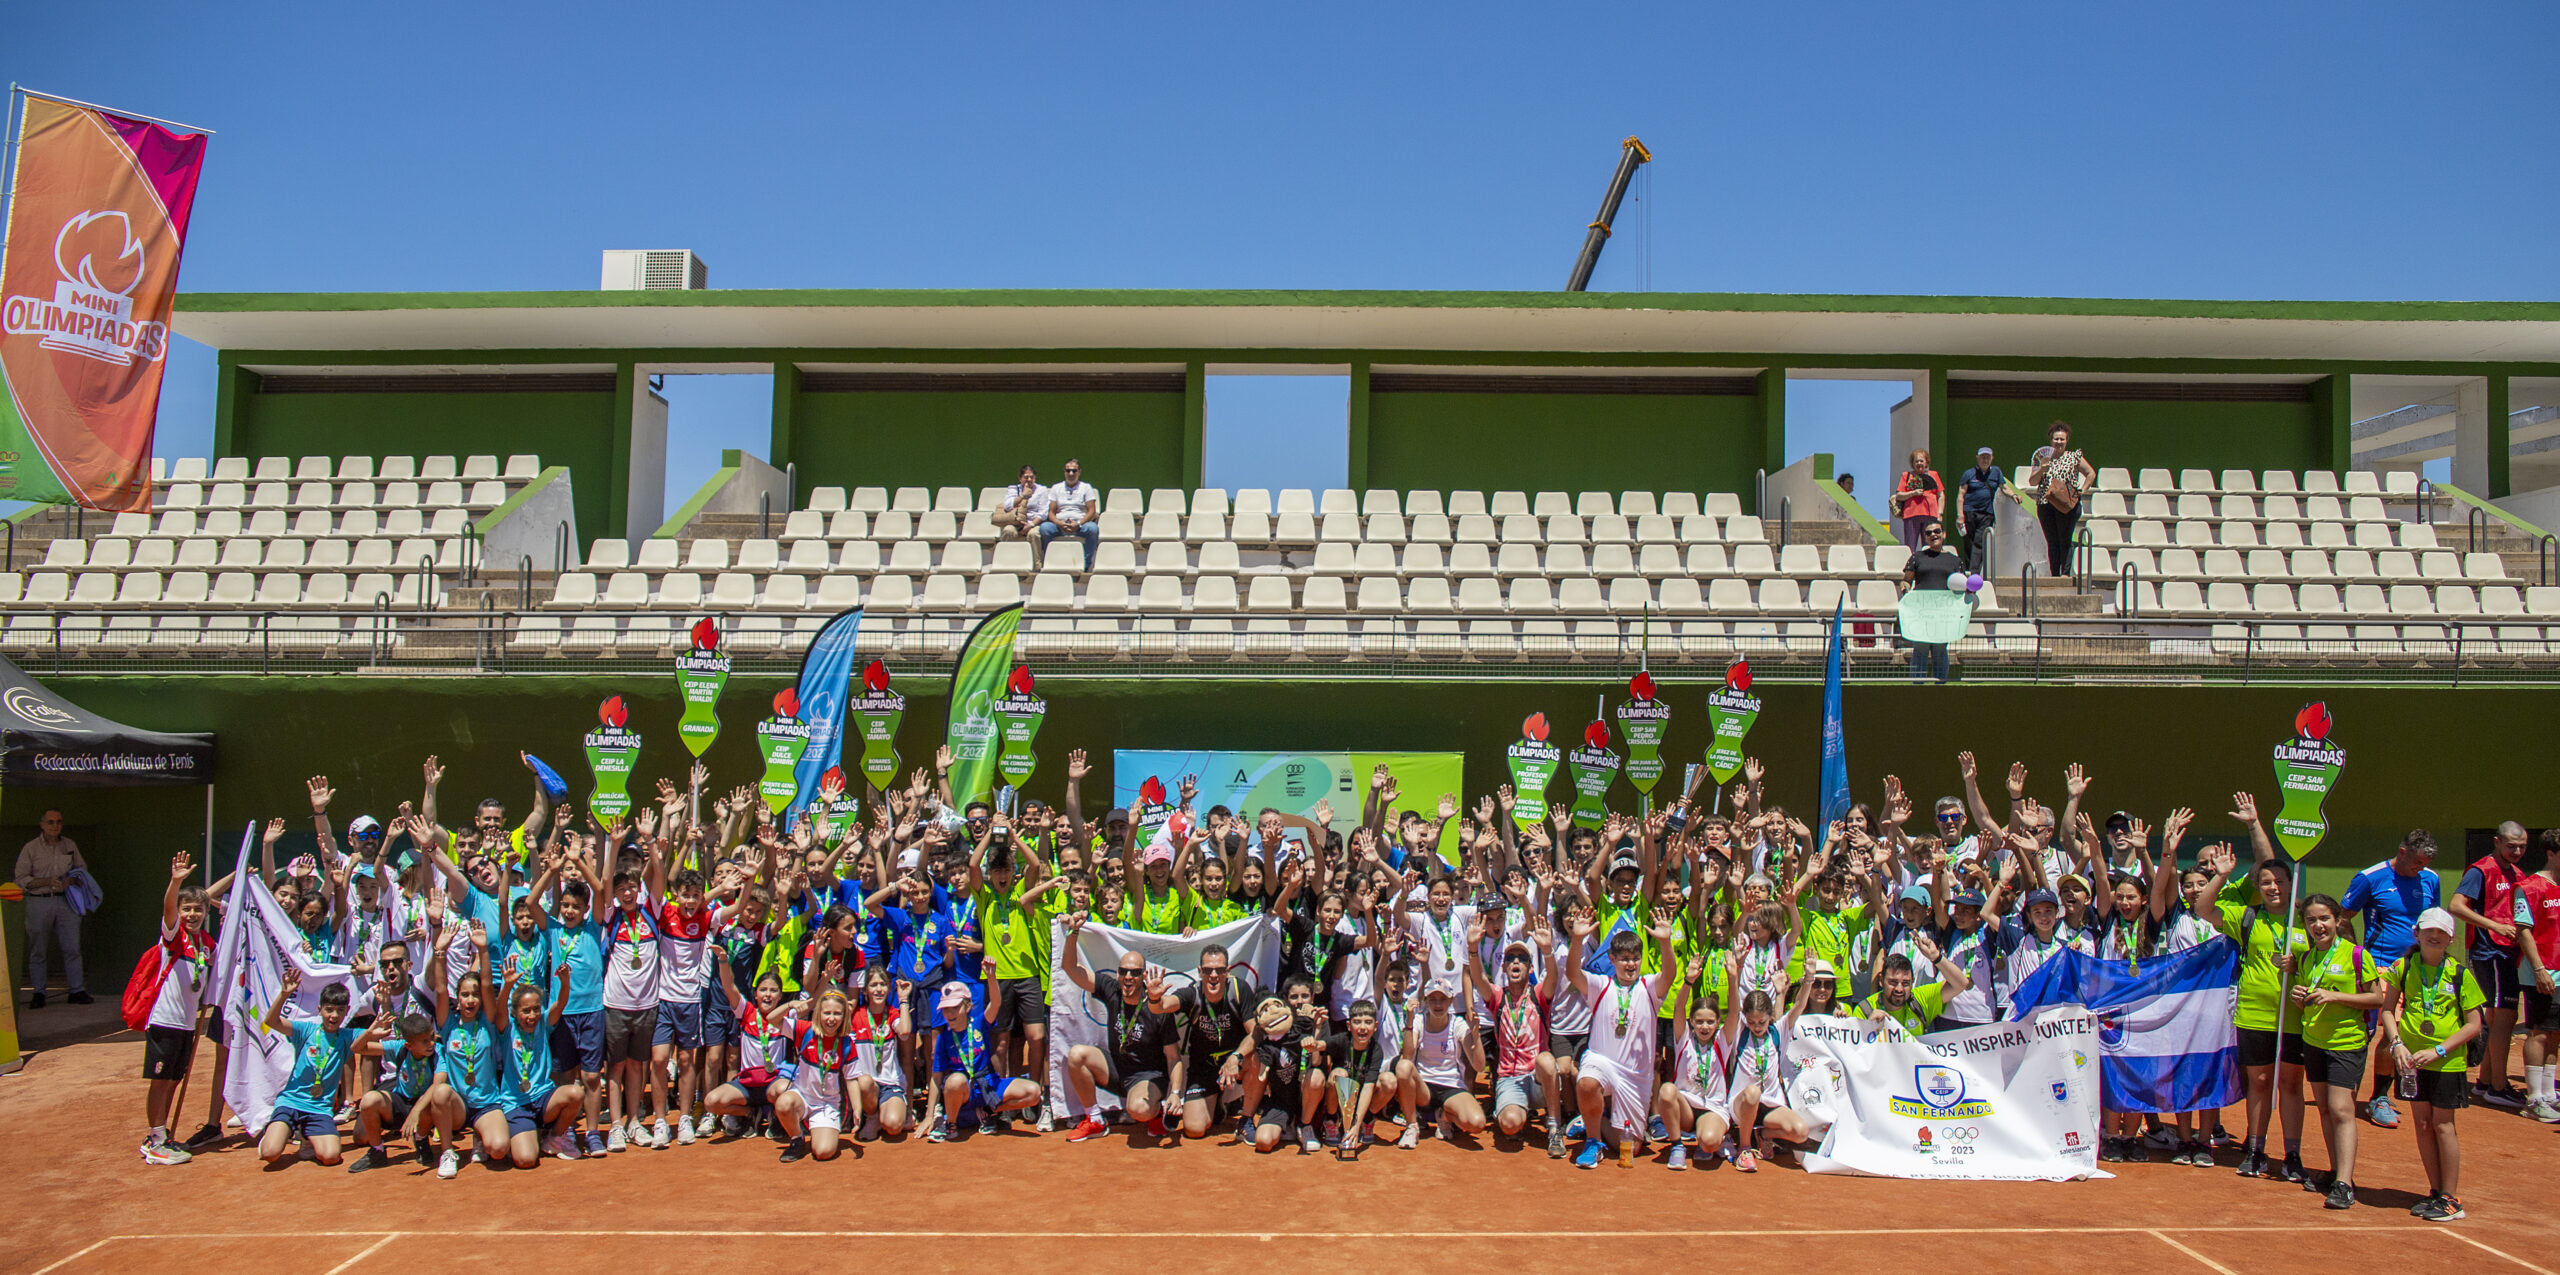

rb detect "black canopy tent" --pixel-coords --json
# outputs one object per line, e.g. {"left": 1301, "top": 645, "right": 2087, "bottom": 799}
{"left": 0, "top": 655, "right": 217, "bottom": 787}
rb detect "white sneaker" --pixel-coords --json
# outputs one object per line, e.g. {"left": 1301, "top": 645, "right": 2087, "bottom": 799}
{"left": 1439, "top": 1114, "right": 1459, "bottom": 1143}
{"left": 437, "top": 1148, "right": 461, "bottom": 1179}
{"left": 697, "top": 1111, "right": 718, "bottom": 1137}
{"left": 2534, "top": 1098, "right": 2560, "bottom": 1125}
{"left": 859, "top": 1114, "right": 882, "bottom": 1142}
{"left": 605, "top": 1123, "right": 627, "bottom": 1153}
{"left": 1300, "top": 1126, "right": 1320, "bottom": 1153}
{"left": 650, "top": 1120, "right": 671, "bottom": 1150}
{"left": 675, "top": 1118, "right": 696, "bottom": 1146}
{"left": 1398, "top": 1121, "right": 1421, "bottom": 1149}
{"left": 1036, "top": 1109, "right": 1055, "bottom": 1134}
{"left": 545, "top": 1133, "right": 580, "bottom": 1160}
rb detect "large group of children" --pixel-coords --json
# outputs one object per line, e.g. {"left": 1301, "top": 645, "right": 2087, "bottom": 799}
{"left": 127, "top": 744, "right": 2543, "bottom": 1223}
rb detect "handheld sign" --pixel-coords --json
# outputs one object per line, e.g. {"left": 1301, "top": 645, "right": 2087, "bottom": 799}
{"left": 1505, "top": 713, "right": 1562, "bottom": 828}
{"left": 674, "top": 618, "right": 730, "bottom": 757}
{"left": 1616, "top": 671, "right": 1671, "bottom": 800}
{"left": 584, "top": 695, "right": 642, "bottom": 820}
{"left": 2271, "top": 702, "right": 2345, "bottom": 862}
{"left": 994, "top": 666, "right": 1048, "bottom": 792}
{"left": 1566, "top": 719, "right": 1622, "bottom": 830}
{"left": 756, "top": 687, "right": 812, "bottom": 815}
{"left": 849, "top": 660, "right": 906, "bottom": 789}
{"left": 1896, "top": 573, "right": 1980, "bottom": 646}
{"left": 1704, "top": 660, "right": 1761, "bottom": 786}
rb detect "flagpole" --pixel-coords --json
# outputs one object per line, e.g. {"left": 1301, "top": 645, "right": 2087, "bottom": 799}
{"left": 15, "top": 87, "right": 217, "bottom": 135}
{"left": 2273, "top": 862, "right": 2303, "bottom": 1040}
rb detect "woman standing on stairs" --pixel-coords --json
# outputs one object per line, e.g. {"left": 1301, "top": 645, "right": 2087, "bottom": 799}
{"left": 2027, "top": 421, "right": 2095, "bottom": 578}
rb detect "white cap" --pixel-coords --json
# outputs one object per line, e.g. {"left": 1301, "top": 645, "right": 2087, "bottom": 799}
{"left": 2416, "top": 907, "right": 2457, "bottom": 937}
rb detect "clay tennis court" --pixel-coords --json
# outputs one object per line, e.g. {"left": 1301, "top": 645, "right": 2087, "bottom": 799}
{"left": 9, "top": 1027, "right": 2557, "bottom": 1275}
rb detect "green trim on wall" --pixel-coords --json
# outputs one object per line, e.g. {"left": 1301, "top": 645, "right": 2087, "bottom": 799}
{"left": 474, "top": 465, "right": 569, "bottom": 535}
{"left": 1926, "top": 368, "right": 1953, "bottom": 479}
{"left": 769, "top": 362, "right": 801, "bottom": 485}
{"left": 1346, "top": 363, "right": 1372, "bottom": 491}
{"left": 657, "top": 464, "right": 735, "bottom": 539}
{"left": 212, "top": 354, "right": 244, "bottom": 456}
{"left": 1756, "top": 369, "right": 1787, "bottom": 493}
{"left": 2435, "top": 482, "right": 2547, "bottom": 539}
{"left": 2487, "top": 374, "right": 2512, "bottom": 498}
{"left": 1818, "top": 477, "right": 1892, "bottom": 542}
{"left": 1182, "top": 363, "right": 1206, "bottom": 489}
{"left": 608, "top": 364, "right": 637, "bottom": 542}
{"left": 177, "top": 288, "right": 2560, "bottom": 324}
{"left": 2312, "top": 372, "right": 2351, "bottom": 473}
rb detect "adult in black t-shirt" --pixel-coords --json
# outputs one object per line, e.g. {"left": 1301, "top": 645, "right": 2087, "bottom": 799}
{"left": 1155, "top": 943, "right": 1262, "bottom": 1139}
{"left": 1899, "top": 518, "right": 1966, "bottom": 684}
{"left": 1059, "top": 918, "right": 1176, "bottom": 1141}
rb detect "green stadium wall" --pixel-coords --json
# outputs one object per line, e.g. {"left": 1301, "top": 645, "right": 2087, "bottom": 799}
{"left": 1361, "top": 378, "right": 1769, "bottom": 500}
{"left": 11, "top": 675, "right": 2554, "bottom": 993}
{"left": 1945, "top": 391, "right": 2334, "bottom": 478}
{"left": 782, "top": 374, "right": 1195, "bottom": 501}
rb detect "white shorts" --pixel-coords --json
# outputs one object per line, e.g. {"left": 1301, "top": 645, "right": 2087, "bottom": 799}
{"left": 803, "top": 1092, "right": 844, "bottom": 1131}
{"left": 1577, "top": 1051, "right": 1651, "bottom": 1136}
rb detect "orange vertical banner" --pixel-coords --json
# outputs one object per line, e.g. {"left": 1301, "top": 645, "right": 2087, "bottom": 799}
{"left": 0, "top": 94, "right": 207, "bottom": 510}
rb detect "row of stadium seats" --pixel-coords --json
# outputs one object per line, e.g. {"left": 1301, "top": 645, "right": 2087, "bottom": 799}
{"left": 158, "top": 455, "right": 541, "bottom": 483}
{"left": 579, "top": 537, "right": 1916, "bottom": 581}
{"left": 2092, "top": 547, "right": 2511, "bottom": 584}
{"left": 2085, "top": 518, "right": 2427, "bottom": 551}
{"left": 2118, "top": 582, "right": 2552, "bottom": 621}
{"left": 0, "top": 571, "right": 442, "bottom": 609}
{"left": 41, "top": 535, "right": 468, "bottom": 573}
{"left": 30, "top": 509, "right": 474, "bottom": 549}
{"left": 762, "top": 508, "right": 1783, "bottom": 549}
{"left": 158, "top": 479, "right": 513, "bottom": 513}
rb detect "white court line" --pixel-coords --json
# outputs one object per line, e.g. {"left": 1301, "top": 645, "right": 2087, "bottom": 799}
{"left": 323, "top": 1233, "right": 402, "bottom": 1275}
{"left": 45, "top": 1224, "right": 2480, "bottom": 1241}
{"left": 2147, "top": 1230, "right": 2240, "bottom": 1275}
{"left": 2446, "top": 1231, "right": 2560, "bottom": 1275}
{"left": 25, "top": 1239, "right": 113, "bottom": 1275}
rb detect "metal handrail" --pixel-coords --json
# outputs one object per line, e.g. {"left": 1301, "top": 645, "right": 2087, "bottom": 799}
{"left": 555, "top": 521, "right": 572, "bottom": 573}
{"left": 2539, "top": 534, "right": 2556, "bottom": 588}
{"left": 760, "top": 491, "right": 773, "bottom": 540}
{"left": 2116, "top": 562, "right": 2142, "bottom": 625}
{"left": 1777, "top": 498, "right": 1791, "bottom": 551}
{"left": 414, "top": 555, "right": 436, "bottom": 612}
{"left": 2469, "top": 506, "right": 2491, "bottom": 554}
{"left": 517, "top": 556, "right": 534, "bottom": 613}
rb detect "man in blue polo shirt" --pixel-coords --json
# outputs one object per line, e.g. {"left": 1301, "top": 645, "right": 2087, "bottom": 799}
{"left": 2341, "top": 829, "right": 2441, "bottom": 1128}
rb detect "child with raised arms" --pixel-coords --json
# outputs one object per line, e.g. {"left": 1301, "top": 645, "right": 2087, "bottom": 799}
{"left": 704, "top": 970, "right": 800, "bottom": 1139}
{"left": 256, "top": 973, "right": 366, "bottom": 1167}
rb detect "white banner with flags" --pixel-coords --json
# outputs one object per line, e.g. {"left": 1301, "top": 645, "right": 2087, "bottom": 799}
{"left": 1785, "top": 1006, "right": 2106, "bottom": 1181}
{"left": 1044, "top": 914, "right": 1282, "bottom": 1119}
{"left": 206, "top": 822, "right": 352, "bottom": 1133}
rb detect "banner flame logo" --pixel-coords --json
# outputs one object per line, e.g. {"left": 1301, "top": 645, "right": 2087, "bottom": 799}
{"left": 862, "top": 660, "right": 891, "bottom": 693}
{"left": 773, "top": 687, "right": 800, "bottom": 719}
{"left": 1522, "top": 712, "right": 1549, "bottom": 742}
{"left": 598, "top": 695, "right": 627, "bottom": 728}
{"left": 54, "top": 210, "right": 145, "bottom": 296}
{"left": 2295, "top": 701, "right": 2331, "bottom": 742}
{"left": 1583, "top": 720, "right": 1610, "bottom": 750}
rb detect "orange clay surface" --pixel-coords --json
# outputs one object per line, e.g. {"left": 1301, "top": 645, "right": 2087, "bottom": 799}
{"left": 7, "top": 1029, "right": 2559, "bottom": 1275}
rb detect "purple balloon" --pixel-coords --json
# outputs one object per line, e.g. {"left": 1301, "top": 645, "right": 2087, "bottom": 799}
{"left": 1965, "top": 573, "right": 1985, "bottom": 592}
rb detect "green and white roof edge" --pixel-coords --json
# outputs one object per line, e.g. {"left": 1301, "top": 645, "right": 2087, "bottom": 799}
{"left": 174, "top": 290, "right": 2560, "bottom": 367}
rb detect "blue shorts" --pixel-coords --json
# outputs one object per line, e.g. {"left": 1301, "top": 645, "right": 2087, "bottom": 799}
{"left": 267, "top": 1106, "right": 337, "bottom": 1141}
{"left": 700, "top": 984, "right": 738, "bottom": 1046}
{"left": 466, "top": 1102, "right": 509, "bottom": 1129}
{"left": 965, "top": 1072, "right": 1009, "bottom": 1115}
{"left": 554, "top": 1010, "right": 605, "bottom": 1075}
{"left": 505, "top": 1103, "right": 544, "bottom": 1137}
{"left": 653, "top": 999, "right": 704, "bottom": 1049}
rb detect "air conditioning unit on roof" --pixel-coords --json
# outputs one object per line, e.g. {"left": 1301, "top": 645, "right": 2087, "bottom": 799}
{"left": 600, "top": 250, "right": 708, "bottom": 291}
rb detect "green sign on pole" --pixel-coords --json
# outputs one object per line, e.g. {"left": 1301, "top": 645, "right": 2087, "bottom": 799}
{"left": 1505, "top": 713, "right": 1562, "bottom": 829}
{"left": 1704, "top": 659, "right": 1761, "bottom": 786}
{"left": 849, "top": 659, "right": 906, "bottom": 789}
{"left": 943, "top": 605, "right": 1025, "bottom": 810}
{"left": 583, "top": 694, "right": 642, "bottom": 821}
{"left": 995, "top": 665, "right": 1048, "bottom": 794}
{"left": 2271, "top": 701, "right": 2345, "bottom": 862}
{"left": 757, "top": 687, "right": 813, "bottom": 815}
{"left": 1616, "top": 671, "right": 1670, "bottom": 801}
{"left": 674, "top": 617, "right": 729, "bottom": 758}
{"left": 1566, "top": 719, "right": 1622, "bottom": 830}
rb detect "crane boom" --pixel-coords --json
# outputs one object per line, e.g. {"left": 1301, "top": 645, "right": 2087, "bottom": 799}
{"left": 1564, "top": 136, "right": 1651, "bottom": 292}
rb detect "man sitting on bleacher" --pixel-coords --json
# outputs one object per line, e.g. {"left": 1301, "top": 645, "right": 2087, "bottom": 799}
{"left": 1037, "top": 458, "right": 1102, "bottom": 567}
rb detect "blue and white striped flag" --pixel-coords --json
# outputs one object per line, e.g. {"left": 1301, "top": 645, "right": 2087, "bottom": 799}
{"left": 2005, "top": 935, "right": 2241, "bottom": 1115}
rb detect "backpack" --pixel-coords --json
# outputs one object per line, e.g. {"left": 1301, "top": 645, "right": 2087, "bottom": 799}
{"left": 121, "top": 940, "right": 174, "bottom": 1033}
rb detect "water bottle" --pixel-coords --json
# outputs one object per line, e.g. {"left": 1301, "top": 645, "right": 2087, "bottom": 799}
{"left": 2396, "top": 1064, "right": 2418, "bottom": 1102}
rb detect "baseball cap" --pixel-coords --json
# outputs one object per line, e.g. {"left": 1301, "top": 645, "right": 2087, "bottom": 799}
{"left": 1502, "top": 939, "right": 1533, "bottom": 959}
{"left": 1896, "top": 883, "right": 1931, "bottom": 907}
{"left": 2023, "top": 888, "right": 2060, "bottom": 911}
{"left": 2104, "top": 810, "right": 2133, "bottom": 832}
{"left": 2059, "top": 873, "right": 2091, "bottom": 894}
{"left": 2416, "top": 907, "right": 2457, "bottom": 937}
{"left": 938, "top": 982, "right": 974, "bottom": 1010}
{"left": 1976, "top": 446, "right": 1995, "bottom": 456}
{"left": 1952, "top": 888, "right": 1986, "bottom": 908}
{"left": 1105, "top": 807, "right": 1131, "bottom": 825}
{"left": 1608, "top": 852, "right": 1641, "bottom": 876}
{"left": 348, "top": 815, "right": 383, "bottom": 838}
{"left": 1424, "top": 978, "right": 1455, "bottom": 999}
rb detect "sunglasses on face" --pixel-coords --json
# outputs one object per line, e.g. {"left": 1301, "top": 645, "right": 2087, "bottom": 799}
{"left": 1937, "top": 814, "right": 1963, "bottom": 823}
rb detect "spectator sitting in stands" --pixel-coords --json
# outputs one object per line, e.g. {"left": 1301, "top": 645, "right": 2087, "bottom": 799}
{"left": 1038, "top": 458, "right": 1101, "bottom": 565}
{"left": 993, "top": 464, "right": 1046, "bottom": 539}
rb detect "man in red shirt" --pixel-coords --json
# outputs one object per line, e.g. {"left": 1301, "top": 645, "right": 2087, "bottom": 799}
{"left": 2513, "top": 830, "right": 2560, "bottom": 1122}
{"left": 2448, "top": 822, "right": 2532, "bottom": 1108}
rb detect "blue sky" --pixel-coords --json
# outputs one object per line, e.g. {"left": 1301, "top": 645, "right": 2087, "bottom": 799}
{"left": 13, "top": 1, "right": 2556, "bottom": 516}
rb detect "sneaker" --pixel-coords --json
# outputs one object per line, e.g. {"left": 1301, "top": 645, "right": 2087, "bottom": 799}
{"left": 545, "top": 1133, "right": 581, "bottom": 1161}
{"left": 1648, "top": 1114, "right": 1670, "bottom": 1142}
{"left": 2276, "top": 1155, "right": 2305, "bottom": 1183}
{"left": 2098, "top": 1137, "right": 2124, "bottom": 1163}
{"left": 926, "top": 1120, "right": 954, "bottom": 1143}
{"left": 1733, "top": 1146, "right": 1759, "bottom": 1173}
{"left": 2234, "top": 1148, "right": 2264, "bottom": 1178}
{"left": 344, "top": 1145, "right": 389, "bottom": 1173}
{"left": 184, "top": 1122, "right": 224, "bottom": 1150}
{"left": 1036, "top": 1109, "right": 1056, "bottom": 1134}
{"left": 2121, "top": 1138, "right": 2148, "bottom": 1163}
{"left": 437, "top": 1148, "right": 462, "bottom": 1179}
{"left": 2473, "top": 1083, "right": 2525, "bottom": 1111}
{"left": 2325, "top": 1179, "right": 2355, "bottom": 1210}
{"left": 859, "top": 1115, "right": 883, "bottom": 1142}
{"left": 2533, "top": 1098, "right": 2560, "bottom": 1124}
{"left": 1438, "top": 1114, "right": 1458, "bottom": 1143}
{"left": 26, "top": 993, "right": 43, "bottom": 1009}
{"left": 1299, "top": 1126, "right": 1320, "bottom": 1153}
{"left": 779, "top": 1137, "right": 810, "bottom": 1164}
{"left": 141, "top": 1139, "right": 193, "bottom": 1166}
{"left": 335, "top": 1103, "right": 359, "bottom": 1125}
{"left": 606, "top": 1123, "right": 628, "bottom": 1153}
{"left": 2142, "top": 1125, "right": 2178, "bottom": 1150}
{"left": 1573, "top": 1139, "right": 1603, "bottom": 1170}
{"left": 585, "top": 1130, "right": 608, "bottom": 1156}
{"left": 2366, "top": 1095, "right": 2401, "bottom": 1129}
{"left": 2302, "top": 1170, "right": 2333, "bottom": 1194}
{"left": 1547, "top": 1122, "right": 1567, "bottom": 1159}
{"left": 1565, "top": 1115, "right": 1585, "bottom": 1140}
{"left": 1666, "top": 1143, "right": 1689, "bottom": 1171}
{"left": 1146, "top": 1115, "right": 1170, "bottom": 1140}
{"left": 2182, "top": 1142, "right": 2213, "bottom": 1167}
{"left": 2415, "top": 1194, "right": 2464, "bottom": 1222}
{"left": 1398, "top": 1121, "right": 1421, "bottom": 1150}
{"left": 675, "top": 1119, "right": 696, "bottom": 1147}
{"left": 2410, "top": 1190, "right": 2442, "bottom": 1218}
{"left": 650, "top": 1120, "right": 671, "bottom": 1150}
{"left": 1067, "top": 1115, "right": 1110, "bottom": 1143}
{"left": 697, "top": 1111, "right": 718, "bottom": 1137}
{"left": 67, "top": 990, "right": 93, "bottom": 1005}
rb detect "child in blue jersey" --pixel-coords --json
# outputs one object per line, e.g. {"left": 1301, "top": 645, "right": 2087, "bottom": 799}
{"left": 257, "top": 975, "right": 366, "bottom": 1167}
{"left": 346, "top": 1011, "right": 441, "bottom": 1173}
{"left": 494, "top": 955, "right": 583, "bottom": 1167}
{"left": 925, "top": 981, "right": 1041, "bottom": 1141}
{"left": 432, "top": 920, "right": 512, "bottom": 1179}
{"left": 546, "top": 870, "right": 609, "bottom": 1155}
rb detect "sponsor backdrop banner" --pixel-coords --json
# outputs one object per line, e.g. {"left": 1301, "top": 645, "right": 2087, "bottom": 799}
{"left": 0, "top": 94, "right": 206, "bottom": 510}
{"left": 1786, "top": 1006, "right": 2104, "bottom": 1182}
{"left": 1045, "top": 914, "right": 1282, "bottom": 1119}
{"left": 1112, "top": 750, "right": 1464, "bottom": 863}
{"left": 942, "top": 604, "right": 1024, "bottom": 810}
